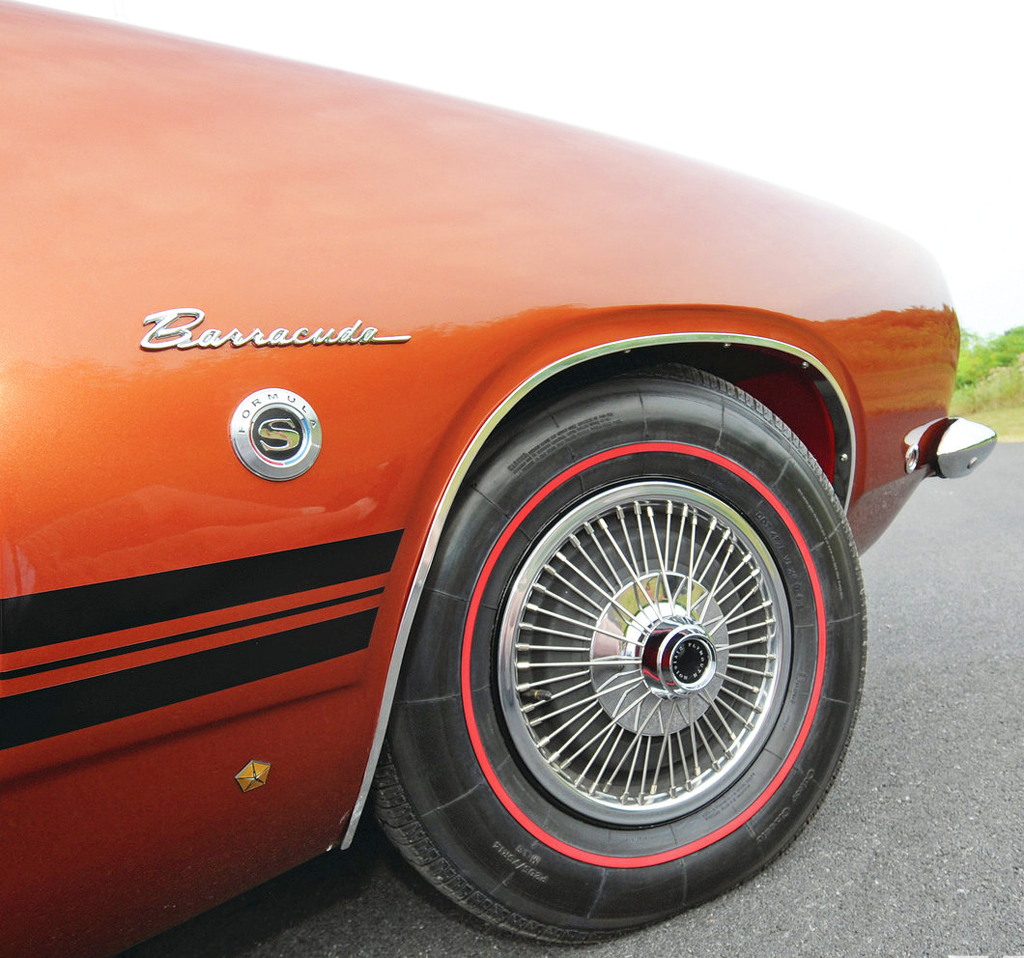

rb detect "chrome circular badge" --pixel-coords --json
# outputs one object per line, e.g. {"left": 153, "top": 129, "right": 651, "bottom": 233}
{"left": 230, "top": 388, "right": 322, "bottom": 481}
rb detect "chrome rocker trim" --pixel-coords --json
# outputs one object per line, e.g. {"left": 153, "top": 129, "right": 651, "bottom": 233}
{"left": 341, "top": 332, "right": 857, "bottom": 848}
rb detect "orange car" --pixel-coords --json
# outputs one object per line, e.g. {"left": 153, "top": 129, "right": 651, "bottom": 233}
{"left": 0, "top": 5, "right": 996, "bottom": 956}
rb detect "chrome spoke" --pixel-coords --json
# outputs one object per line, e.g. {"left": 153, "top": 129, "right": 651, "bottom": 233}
{"left": 704, "top": 695, "right": 741, "bottom": 745}
{"left": 662, "top": 501, "right": 674, "bottom": 586}
{"left": 569, "top": 532, "right": 619, "bottom": 597}
{"left": 516, "top": 659, "right": 593, "bottom": 670}
{"left": 551, "top": 704, "right": 611, "bottom": 762}
{"left": 616, "top": 506, "right": 643, "bottom": 583}
{"left": 692, "top": 540, "right": 734, "bottom": 620}
{"left": 719, "top": 684, "right": 763, "bottom": 714}
{"left": 719, "top": 624, "right": 776, "bottom": 646}
{"left": 706, "top": 690, "right": 755, "bottom": 730}
{"left": 565, "top": 679, "right": 658, "bottom": 771}
{"left": 583, "top": 520, "right": 624, "bottom": 590}
{"left": 705, "top": 598, "right": 772, "bottom": 637}
{"left": 686, "top": 507, "right": 697, "bottom": 613}
{"left": 528, "top": 674, "right": 645, "bottom": 726}
{"left": 673, "top": 730, "right": 692, "bottom": 790}
{"left": 685, "top": 525, "right": 729, "bottom": 609}
{"left": 695, "top": 715, "right": 721, "bottom": 769}
{"left": 635, "top": 502, "right": 649, "bottom": 578}
{"left": 671, "top": 503, "right": 690, "bottom": 575}
{"left": 605, "top": 703, "right": 661, "bottom": 793}
{"left": 536, "top": 700, "right": 604, "bottom": 750}
{"left": 695, "top": 547, "right": 747, "bottom": 617}
{"left": 550, "top": 551, "right": 647, "bottom": 631}
{"left": 688, "top": 700, "right": 702, "bottom": 776}
{"left": 690, "top": 516, "right": 716, "bottom": 591}
{"left": 647, "top": 504, "right": 673, "bottom": 602}
{"left": 518, "top": 673, "right": 592, "bottom": 693}
{"left": 525, "top": 602, "right": 599, "bottom": 634}
{"left": 516, "top": 642, "right": 590, "bottom": 652}
{"left": 648, "top": 726, "right": 670, "bottom": 799}
{"left": 599, "top": 516, "right": 649, "bottom": 604}
{"left": 533, "top": 582, "right": 605, "bottom": 623}
{"left": 721, "top": 673, "right": 761, "bottom": 695}
{"left": 568, "top": 713, "right": 629, "bottom": 774}
{"left": 589, "top": 725, "right": 628, "bottom": 796}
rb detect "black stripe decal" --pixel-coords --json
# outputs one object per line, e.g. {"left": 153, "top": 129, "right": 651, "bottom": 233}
{"left": 1, "top": 530, "right": 402, "bottom": 654}
{"left": 0, "top": 607, "right": 377, "bottom": 751}
{"left": 1, "top": 587, "right": 385, "bottom": 680}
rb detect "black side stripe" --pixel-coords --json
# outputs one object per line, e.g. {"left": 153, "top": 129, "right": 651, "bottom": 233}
{"left": 0, "top": 607, "right": 377, "bottom": 751}
{"left": 1, "top": 530, "right": 402, "bottom": 654}
{"left": 1, "top": 587, "right": 385, "bottom": 680}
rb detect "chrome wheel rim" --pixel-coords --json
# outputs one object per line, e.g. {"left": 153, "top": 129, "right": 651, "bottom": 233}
{"left": 497, "top": 481, "right": 791, "bottom": 825}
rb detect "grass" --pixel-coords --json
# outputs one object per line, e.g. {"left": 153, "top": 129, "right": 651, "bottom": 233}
{"left": 951, "top": 352, "right": 1024, "bottom": 441}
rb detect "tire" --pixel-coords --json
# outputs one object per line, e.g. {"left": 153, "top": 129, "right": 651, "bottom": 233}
{"left": 375, "top": 367, "right": 865, "bottom": 940}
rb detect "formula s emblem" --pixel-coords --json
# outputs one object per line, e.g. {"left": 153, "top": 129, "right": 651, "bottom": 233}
{"left": 230, "top": 389, "right": 322, "bottom": 481}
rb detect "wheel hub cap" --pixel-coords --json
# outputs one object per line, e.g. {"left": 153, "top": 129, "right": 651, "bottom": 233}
{"left": 497, "top": 481, "right": 791, "bottom": 825}
{"left": 641, "top": 620, "right": 717, "bottom": 697}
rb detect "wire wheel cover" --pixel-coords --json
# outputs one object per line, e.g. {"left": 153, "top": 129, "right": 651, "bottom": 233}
{"left": 497, "top": 481, "right": 791, "bottom": 825}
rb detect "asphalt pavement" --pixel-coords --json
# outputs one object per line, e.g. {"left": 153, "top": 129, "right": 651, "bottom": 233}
{"left": 121, "top": 444, "right": 1024, "bottom": 958}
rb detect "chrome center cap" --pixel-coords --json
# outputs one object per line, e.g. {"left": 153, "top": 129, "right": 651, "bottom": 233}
{"left": 640, "top": 619, "right": 717, "bottom": 698}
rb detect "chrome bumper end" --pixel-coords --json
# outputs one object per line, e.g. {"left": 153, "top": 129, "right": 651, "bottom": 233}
{"left": 904, "top": 417, "right": 997, "bottom": 479}
{"left": 934, "top": 418, "right": 997, "bottom": 478}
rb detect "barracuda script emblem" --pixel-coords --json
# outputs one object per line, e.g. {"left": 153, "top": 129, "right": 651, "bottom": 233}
{"left": 141, "top": 308, "right": 411, "bottom": 350}
{"left": 230, "top": 389, "right": 322, "bottom": 481}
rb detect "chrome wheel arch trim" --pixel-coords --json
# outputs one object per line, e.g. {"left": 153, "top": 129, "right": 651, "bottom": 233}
{"left": 340, "top": 331, "right": 856, "bottom": 847}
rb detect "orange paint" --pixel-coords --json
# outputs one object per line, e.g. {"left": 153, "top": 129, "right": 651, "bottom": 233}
{"left": 0, "top": 5, "right": 961, "bottom": 955}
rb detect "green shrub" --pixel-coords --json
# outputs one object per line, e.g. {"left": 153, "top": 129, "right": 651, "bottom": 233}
{"left": 952, "top": 353, "right": 1024, "bottom": 414}
{"left": 956, "top": 325, "right": 1024, "bottom": 390}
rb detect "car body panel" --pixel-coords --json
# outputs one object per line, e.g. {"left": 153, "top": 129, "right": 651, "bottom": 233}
{"left": 0, "top": 4, "right": 959, "bottom": 956}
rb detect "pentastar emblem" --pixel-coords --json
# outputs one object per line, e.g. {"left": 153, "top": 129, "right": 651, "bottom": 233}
{"left": 235, "top": 761, "right": 271, "bottom": 793}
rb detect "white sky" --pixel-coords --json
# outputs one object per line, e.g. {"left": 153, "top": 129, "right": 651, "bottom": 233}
{"left": 25, "top": 0, "right": 1024, "bottom": 336}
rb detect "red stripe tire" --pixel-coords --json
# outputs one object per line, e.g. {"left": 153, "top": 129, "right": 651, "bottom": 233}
{"left": 376, "top": 367, "right": 865, "bottom": 940}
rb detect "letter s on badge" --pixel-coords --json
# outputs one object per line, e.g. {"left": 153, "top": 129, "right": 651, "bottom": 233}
{"left": 257, "top": 418, "right": 302, "bottom": 454}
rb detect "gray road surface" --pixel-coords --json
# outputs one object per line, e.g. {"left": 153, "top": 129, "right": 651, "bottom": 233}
{"left": 121, "top": 444, "right": 1024, "bottom": 958}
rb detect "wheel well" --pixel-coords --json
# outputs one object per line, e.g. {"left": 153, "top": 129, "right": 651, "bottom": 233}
{"left": 343, "top": 336, "right": 854, "bottom": 853}
{"left": 507, "top": 341, "right": 850, "bottom": 499}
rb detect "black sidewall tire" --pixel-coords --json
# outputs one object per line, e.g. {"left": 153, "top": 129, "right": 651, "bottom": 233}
{"left": 382, "top": 371, "right": 865, "bottom": 934}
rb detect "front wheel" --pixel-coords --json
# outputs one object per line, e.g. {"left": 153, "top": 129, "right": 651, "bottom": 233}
{"left": 376, "top": 368, "right": 865, "bottom": 940}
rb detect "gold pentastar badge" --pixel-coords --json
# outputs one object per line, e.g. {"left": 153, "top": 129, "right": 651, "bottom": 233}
{"left": 234, "top": 761, "right": 271, "bottom": 793}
